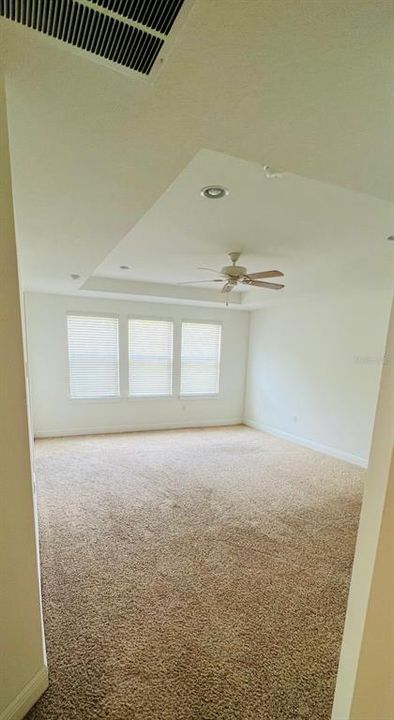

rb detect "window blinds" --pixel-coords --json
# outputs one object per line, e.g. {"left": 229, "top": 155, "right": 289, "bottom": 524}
{"left": 67, "top": 315, "right": 120, "bottom": 399}
{"left": 128, "top": 318, "right": 173, "bottom": 396}
{"left": 180, "top": 322, "right": 221, "bottom": 395}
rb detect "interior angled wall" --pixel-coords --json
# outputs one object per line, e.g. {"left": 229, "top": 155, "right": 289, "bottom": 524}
{"left": 244, "top": 289, "right": 392, "bottom": 466}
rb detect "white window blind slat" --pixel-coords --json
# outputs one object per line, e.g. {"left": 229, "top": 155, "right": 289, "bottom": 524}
{"left": 67, "top": 315, "right": 120, "bottom": 399}
{"left": 128, "top": 319, "right": 173, "bottom": 396}
{"left": 180, "top": 322, "right": 221, "bottom": 395}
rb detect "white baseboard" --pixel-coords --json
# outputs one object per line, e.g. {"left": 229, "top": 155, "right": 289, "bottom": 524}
{"left": 243, "top": 419, "right": 368, "bottom": 468}
{"left": 35, "top": 418, "right": 368, "bottom": 467}
{"left": 0, "top": 666, "right": 48, "bottom": 720}
{"left": 34, "top": 418, "right": 243, "bottom": 439}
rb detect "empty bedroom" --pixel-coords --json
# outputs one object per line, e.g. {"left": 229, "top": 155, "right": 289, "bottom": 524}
{"left": 1, "top": 2, "right": 393, "bottom": 720}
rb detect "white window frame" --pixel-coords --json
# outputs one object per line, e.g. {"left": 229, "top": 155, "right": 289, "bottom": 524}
{"left": 179, "top": 319, "right": 222, "bottom": 398}
{"left": 127, "top": 315, "right": 174, "bottom": 399}
{"left": 67, "top": 311, "right": 121, "bottom": 402}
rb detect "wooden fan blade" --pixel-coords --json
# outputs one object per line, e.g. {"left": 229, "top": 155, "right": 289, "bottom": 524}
{"left": 246, "top": 270, "right": 284, "bottom": 280}
{"left": 178, "top": 279, "right": 223, "bottom": 284}
{"left": 243, "top": 279, "right": 285, "bottom": 290}
{"left": 221, "top": 282, "right": 234, "bottom": 293}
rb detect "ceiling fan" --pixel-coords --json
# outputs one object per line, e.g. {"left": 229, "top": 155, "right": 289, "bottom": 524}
{"left": 178, "top": 252, "right": 285, "bottom": 294}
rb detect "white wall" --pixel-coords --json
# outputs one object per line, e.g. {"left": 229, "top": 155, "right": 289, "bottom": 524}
{"left": 0, "top": 78, "right": 47, "bottom": 719}
{"left": 25, "top": 292, "right": 250, "bottom": 437}
{"left": 244, "top": 289, "right": 392, "bottom": 466}
{"left": 332, "top": 301, "right": 394, "bottom": 719}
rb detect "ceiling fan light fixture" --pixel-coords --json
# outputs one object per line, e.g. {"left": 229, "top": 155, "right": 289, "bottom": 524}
{"left": 201, "top": 185, "right": 229, "bottom": 199}
{"left": 179, "top": 253, "right": 285, "bottom": 292}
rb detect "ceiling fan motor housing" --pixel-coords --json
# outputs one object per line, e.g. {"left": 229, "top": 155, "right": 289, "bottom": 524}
{"left": 222, "top": 264, "right": 247, "bottom": 278}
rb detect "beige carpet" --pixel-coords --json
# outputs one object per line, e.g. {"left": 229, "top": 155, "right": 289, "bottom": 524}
{"left": 28, "top": 425, "right": 363, "bottom": 720}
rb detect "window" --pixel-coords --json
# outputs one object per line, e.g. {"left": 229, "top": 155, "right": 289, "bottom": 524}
{"left": 128, "top": 319, "right": 173, "bottom": 396}
{"left": 180, "top": 322, "right": 222, "bottom": 395}
{"left": 67, "top": 315, "right": 120, "bottom": 399}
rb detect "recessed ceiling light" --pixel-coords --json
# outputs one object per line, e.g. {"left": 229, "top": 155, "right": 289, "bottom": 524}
{"left": 120, "top": 265, "right": 131, "bottom": 270}
{"left": 70, "top": 273, "right": 80, "bottom": 280}
{"left": 201, "top": 185, "right": 229, "bottom": 199}
{"left": 263, "top": 165, "right": 283, "bottom": 179}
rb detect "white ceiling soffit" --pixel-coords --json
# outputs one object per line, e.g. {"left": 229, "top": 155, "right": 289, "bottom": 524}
{"left": 82, "top": 149, "right": 394, "bottom": 309}
{"left": 82, "top": 276, "right": 243, "bottom": 306}
{"left": 0, "top": 0, "right": 194, "bottom": 79}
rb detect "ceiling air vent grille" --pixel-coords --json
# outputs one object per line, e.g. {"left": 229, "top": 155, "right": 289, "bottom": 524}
{"left": 0, "top": 0, "right": 188, "bottom": 76}
{"left": 90, "top": 0, "right": 184, "bottom": 34}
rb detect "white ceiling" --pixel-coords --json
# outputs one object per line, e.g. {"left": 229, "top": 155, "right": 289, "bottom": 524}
{"left": 1, "top": 0, "right": 393, "bottom": 308}
{"left": 89, "top": 148, "right": 394, "bottom": 307}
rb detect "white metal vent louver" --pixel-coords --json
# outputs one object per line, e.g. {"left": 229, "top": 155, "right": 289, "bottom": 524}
{"left": 0, "top": 0, "right": 188, "bottom": 76}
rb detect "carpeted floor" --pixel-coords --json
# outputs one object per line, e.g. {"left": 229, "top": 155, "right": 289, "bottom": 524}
{"left": 28, "top": 425, "right": 363, "bottom": 720}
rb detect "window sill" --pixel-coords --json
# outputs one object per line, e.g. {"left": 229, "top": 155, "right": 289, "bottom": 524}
{"left": 68, "top": 396, "right": 121, "bottom": 403}
{"left": 68, "top": 394, "right": 221, "bottom": 403}
{"left": 128, "top": 394, "right": 173, "bottom": 401}
{"left": 179, "top": 393, "right": 220, "bottom": 400}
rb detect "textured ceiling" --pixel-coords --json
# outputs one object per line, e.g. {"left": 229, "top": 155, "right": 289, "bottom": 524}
{"left": 1, "top": 0, "right": 393, "bottom": 306}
